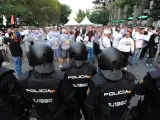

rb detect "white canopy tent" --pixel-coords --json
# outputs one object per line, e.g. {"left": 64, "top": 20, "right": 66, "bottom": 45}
{"left": 65, "top": 18, "right": 79, "bottom": 26}
{"left": 80, "top": 16, "right": 94, "bottom": 26}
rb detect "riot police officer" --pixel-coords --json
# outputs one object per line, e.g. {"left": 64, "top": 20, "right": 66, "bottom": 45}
{"left": 19, "top": 43, "right": 75, "bottom": 120}
{"left": 85, "top": 47, "right": 136, "bottom": 120}
{"left": 61, "top": 42, "right": 97, "bottom": 120}
{"left": 0, "top": 51, "right": 32, "bottom": 120}
{"left": 127, "top": 70, "right": 160, "bottom": 120}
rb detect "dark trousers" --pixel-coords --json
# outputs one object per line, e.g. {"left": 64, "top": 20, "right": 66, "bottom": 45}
{"left": 121, "top": 51, "right": 130, "bottom": 67}
{"left": 93, "top": 42, "right": 101, "bottom": 57}
{"left": 149, "top": 46, "right": 157, "bottom": 58}
{"left": 140, "top": 41, "right": 149, "bottom": 59}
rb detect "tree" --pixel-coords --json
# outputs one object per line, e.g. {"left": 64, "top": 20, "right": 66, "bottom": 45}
{"left": 90, "top": 10, "right": 109, "bottom": 25}
{"left": 0, "top": 0, "right": 62, "bottom": 26}
{"left": 59, "top": 4, "right": 71, "bottom": 24}
{"left": 150, "top": 0, "right": 160, "bottom": 21}
{"left": 76, "top": 9, "right": 86, "bottom": 23}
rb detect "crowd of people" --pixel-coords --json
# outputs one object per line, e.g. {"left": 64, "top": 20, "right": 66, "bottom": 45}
{"left": 0, "top": 25, "right": 160, "bottom": 76}
{"left": 0, "top": 25, "right": 160, "bottom": 120}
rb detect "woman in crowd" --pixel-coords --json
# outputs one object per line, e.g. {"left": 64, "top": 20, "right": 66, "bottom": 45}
{"left": 75, "top": 30, "right": 83, "bottom": 42}
{"left": 84, "top": 31, "right": 95, "bottom": 63}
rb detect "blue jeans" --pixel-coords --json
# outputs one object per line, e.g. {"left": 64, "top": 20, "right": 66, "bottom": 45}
{"left": 87, "top": 47, "right": 95, "bottom": 63}
{"left": 13, "top": 57, "right": 22, "bottom": 76}
{"left": 131, "top": 48, "right": 142, "bottom": 65}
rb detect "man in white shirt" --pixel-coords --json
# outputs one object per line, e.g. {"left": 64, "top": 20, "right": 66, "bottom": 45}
{"left": 131, "top": 28, "right": 144, "bottom": 66}
{"left": 99, "top": 30, "right": 111, "bottom": 52}
{"left": 113, "top": 28, "right": 123, "bottom": 48}
{"left": 118, "top": 32, "right": 134, "bottom": 70}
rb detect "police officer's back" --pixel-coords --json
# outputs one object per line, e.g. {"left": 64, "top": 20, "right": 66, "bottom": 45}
{"left": 85, "top": 47, "right": 136, "bottom": 120}
{"left": 20, "top": 43, "right": 75, "bottom": 120}
{"left": 128, "top": 70, "right": 160, "bottom": 120}
{"left": 0, "top": 52, "right": 32, "bottom": 120}
{"left": 61, "top": 42, "right": 97, "bottom": 120}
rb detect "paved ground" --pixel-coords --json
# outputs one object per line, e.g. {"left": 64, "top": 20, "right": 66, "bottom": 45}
{"left": 3, "top": 44, "right": 156, "bottom": 80}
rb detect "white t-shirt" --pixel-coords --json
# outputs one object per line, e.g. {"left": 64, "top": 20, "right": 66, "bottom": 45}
{"left": 143, "top": 34, "right": 150, "bottom": 42}
{"left": 84, "top": 36, "right": 94, "bottom": 48}
{"left": 135, "top": 33, "right": 144, "bottom": 49}
{"left": 99, "top": 37, "right": 111, "bottom": 50}
{"left": 118, "top": 37, "right": 134, "bottom": 53}
{"left": 113, "top": 32, "right": 123, "bottom": 48}
{"left": 5, "top": 33, "right": 9, "bottom": 38}
{"left": 76, "top": 36, "right": 83, "bottom": 42}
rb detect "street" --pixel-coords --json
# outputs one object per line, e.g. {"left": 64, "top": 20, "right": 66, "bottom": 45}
{"left": 3, "top": 44, "right": 156, "bottom": 81}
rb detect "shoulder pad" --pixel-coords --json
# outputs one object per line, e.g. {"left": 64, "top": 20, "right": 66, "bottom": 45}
{"left": 88, "top": 63, "right": 97, "bottom": 71}
{"left": 18, "top": 70, "right": 32, "bottom": 80}
{"left": 0, "top": 67, "right": 14, "bottom": 78}
{"left": 91, "top": 74, "right": 106, "bottom": 87}
{"left": 147, "top": 70, "right": 160, "bottom": 79}
{"left": 61, "top": 63, "right": 72, "bottom": 70}
{"left": 51, "top": 70, "right": 65, "bottom": 80}
{"left": 123, "top": 70, "right": 137, "bottom": 81}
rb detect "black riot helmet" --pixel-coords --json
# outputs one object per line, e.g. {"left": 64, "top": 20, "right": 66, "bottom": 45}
{"left": 69, "top": 42, "right": 87, "bottom": 61}
{"left": 27, "top": 43, "right": 54, "bottom": 74}
{"left": 98, "top": 47, "right": 124, "bottom": 70}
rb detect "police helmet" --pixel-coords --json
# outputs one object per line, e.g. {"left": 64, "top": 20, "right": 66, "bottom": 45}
{"left": 27, "top": 43, "right": 53, "bottom": 67}
{"left": 69, "top": 42, "right": 87, "bottom": 61}
{"left": 98, "top": 47, "right": 124, "bottom": 70}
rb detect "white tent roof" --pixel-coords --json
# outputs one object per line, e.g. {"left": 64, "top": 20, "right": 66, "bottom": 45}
{"left": 65, "top": 18, "right": 79, "bottom": 26}
{"left": 80, "top": 16, "right": 94, "bottom": 25}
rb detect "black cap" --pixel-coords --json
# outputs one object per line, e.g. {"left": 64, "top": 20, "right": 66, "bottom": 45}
{"left": 69, "top": 42, "right": 87, "bottom": 61}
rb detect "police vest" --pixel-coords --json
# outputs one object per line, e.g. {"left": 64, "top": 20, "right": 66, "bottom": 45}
{"left": 62, "top": 62, "right": 95, "bottom": 88}
{"left": 0, "top": 67, "right": 14, "bottom": 107}
{"left": 146, "top": 70, "right": 160, "bottom": 109}
{"left": 62, "top": 62, "right": 96, "bottom": 99}
{"left": 21, "top": 70, "right": 65, "bottom": 119}
{"left": 91, "top": 71, "right": 135, "bottom": 119}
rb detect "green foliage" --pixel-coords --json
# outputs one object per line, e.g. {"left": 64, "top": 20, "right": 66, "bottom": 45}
{"left": 90, "top": 10, "right": 109, "bottom": 25}
{"left": 0, "top": 0, "right": 65, "bottom": 26}
{"left": 76, "top": 9, "right": 86, "bottom": 23}
{"left": 150, "top": 0, "right": 160, "bottom": 21}
{"left": 59, "top": 4, "right": 71, "bottom": 24}
{"left": 114, "top": 0, "right": 138, "bottom": 8}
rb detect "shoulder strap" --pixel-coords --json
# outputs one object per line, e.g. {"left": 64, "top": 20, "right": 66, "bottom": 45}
{"left": 122, "top": 70, "right": 137, "bottom": 81}
{"left": 18, "top": 70, "right": 32, "bottom": 80}
{"left": 61, "top": 63, "right": 72, "bottom": 71}
{"left": 88, "top": 62, "right": 97, "bottom": 71}
{"left": 0, "top": 67, "right": 14, "bottom": 78}
{"left": 91, "top": 74, "right": 106, "bottom": 87}
{"left": 51, "top": 70, "right": 65, "bottom": 81}
{"left": 147, "top": 70, "right": 160, "bottom": 80}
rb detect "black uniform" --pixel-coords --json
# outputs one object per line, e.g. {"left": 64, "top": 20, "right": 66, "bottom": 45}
{"left": 0, "top": 67, "right": 32, "bottom": 120}
{"left": 85, "top": 71, "right": 136, "bottom": 120}
{"left": 19, "top": 43, "right": 75, "bottom": 120}
{"left": 85, "top": 47, "right": 136, "bottom": 120}
{"left": 61, "top": 62, "right": 96, "bottom": 120}
{"left": 20, "top": 69, "right": 75, "bottom": 120}
{"left": 129, "top": 70, "right": 160, "bottom": 120}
